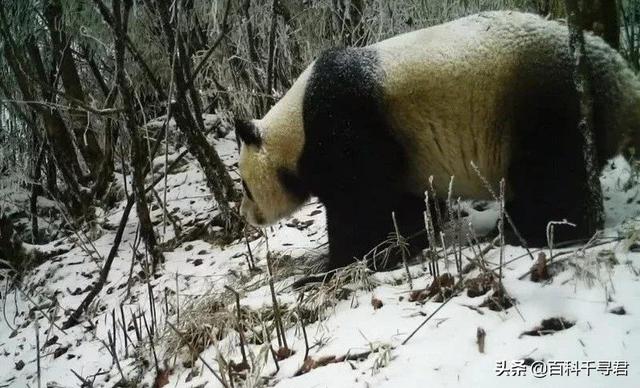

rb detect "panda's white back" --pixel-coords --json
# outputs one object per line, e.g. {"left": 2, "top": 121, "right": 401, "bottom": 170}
{"left": 372, "top": 11, "right": 572, "bottom": 199}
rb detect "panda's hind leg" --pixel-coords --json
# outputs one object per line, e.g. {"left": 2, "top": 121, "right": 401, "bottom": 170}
{"left": 506, "top": 161, "right": 592, "bottom": 247}
{"left": 506, "top": 87, "right": 600, "bottom": 247}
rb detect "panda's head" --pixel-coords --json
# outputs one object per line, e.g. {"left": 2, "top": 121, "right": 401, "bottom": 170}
{"left": 236, "top": 119, "right": 310, "bottom": 226}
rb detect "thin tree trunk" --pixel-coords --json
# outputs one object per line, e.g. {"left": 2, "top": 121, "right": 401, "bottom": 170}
{"left": 332, "top": 0, "right": 366, "bottom": 46}
{"left": 0, "top": 12, "right": 87, "bottom": 207}
{"left": 266, "top": 0, "right": 279, "bottom": 99}
{"left": 565, "top": 0, "right": 605, "bottom": 235}
{"left": 94, "top": 0, "right": 240, "bottom": 232}
{"left": 46, "top": 152, "right": 58, "bottom": 196}
{"left": 0, "top": 33, "right": 88, "bottom": 214}
{"left": 62, "top": 197, "right": 135, "bottom": 329}
{"left": 152, "top": 0, "right": 240, "bottom": 227}
{"left": 92, "top": 88, "right": 119, "bottom": 199}
{"left": 0, "top": 213, "right": 26, "bottom": 272}
{"left": 241, "top": 0, "right": 266, "bottom": 115}
{"left": 274, "top": 0, "right": 303, "bottom": 88}
{"left": 86, "top": 49, "right": 111, "bottom": 97}
{"left": 181, "top": 0, "right": 207, "bottom": 56}
{"left": 583, "top": 0, "right": 619, "bottom": 49}
{"left": 44, "top": 0, "right": 104, "bottom": 175}
{"left": 30, "top": 134, "right": 45, "bottom": 244}
{"left": 85, "top": 53, "right": 117, "bottom": 199}
{"left": 112, "top": 0, "right": 163, "bottom": 270}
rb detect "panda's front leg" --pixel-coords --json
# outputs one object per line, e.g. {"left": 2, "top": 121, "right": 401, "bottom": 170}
{"left": 324, "top": 192, "right": 428, "bottom": 272}
{"left": 324, "top": 200, "right": 390, "bottom": 271}
{"left": 290, "top": 199, "right": 385, "bottom": 289}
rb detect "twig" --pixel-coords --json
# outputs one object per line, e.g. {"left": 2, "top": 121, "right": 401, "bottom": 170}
{"left": 166, "top": 321, "right": 229, "bottom": 388}
{"left": 470, "top": 161, "right": 535, "bottom": 261}
{"left": 107, "top": 330, "right": 125, "bottom": 381}
{"left": 224, "top": 285, "right": 248, "bottom": 366}
{"left": 428, "top": 176, "right": 444, "bottom": 230}
{"left": 15, "top": 284, "right": 67, "bottom": 335}
{"left": 2, "top": 279, "right": 15, "bottom": 331}
{"left": 175, "top": 272, "right": 180, "bottom": 325}
{"left": 131, "top": 308, "right": 141, "bottom": 342}
{"left": 266, "top": 0, "right": 279, "bottom": 98}
{"left": 119, "top": 304, "right": 132, "bottom": 357}
{"left": 142, "top": 312, "right": 159, "bottom": 374}
{"left": 244, "top": 227, "right": 256, "bottom": 270}
{"left": 498, "top": 179, "right": 505, "bottom": 288}
{"left": 392, "top": 211, "right": 412, "bottom": 289}
{"left": 70, "top": 368, "right": 92, "bottom": 387}
{"left": 546, "top": 220, "right": 577, "bottom": 261}
{"left": 424, "top": 191, "right": 440, "bottom": 278}
{"left": 190, "top": 0, "right": 232, "bottom": 84}
{"left": 404, "top": 240, "right": 499, "bottom": 344}
{"left": 402, "top": 285, "right": 459, "bottom": 345}
{"left": 144, "top": 253, "right": 158, "bottom": 336}
{"left": 264, "top": 233, "right": 287, "bottom": 349}
{"left": 63, "top": 197, "right": 135, "bottom": 329}
{"left": 124, "top": 225, "right": 141, "bottom": 301}
{"left": 517, "top": 235, "right": 616, "bottom": 280}
{"left": 35, "top": 318, "right": 41, "bottom": 388}
{"left": 298, "top": 292, "right": 310, "bottom": 360}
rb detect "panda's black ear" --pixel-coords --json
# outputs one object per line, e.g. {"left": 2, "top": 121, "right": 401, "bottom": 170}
{"left": 235, "top": 118, "right": 262, "bottom": 147}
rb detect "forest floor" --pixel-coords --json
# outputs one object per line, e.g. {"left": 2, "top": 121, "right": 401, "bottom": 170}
{"left": 1, "top": 122, "right": 640, "bottom": 387}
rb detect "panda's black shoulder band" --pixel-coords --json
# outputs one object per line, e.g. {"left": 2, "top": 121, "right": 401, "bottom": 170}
{"left": 235, "top": 118, "right": 262, "bottom": 147}
{"left": 278, "top": 168, "right": 310, "bottom": 202}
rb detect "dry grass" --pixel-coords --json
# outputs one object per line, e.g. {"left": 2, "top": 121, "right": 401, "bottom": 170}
{"left": 162, "top": 292, "right": 235, "bottom": 361}
{"left": 296, "top": 259, "right": 380, "bottom": 323}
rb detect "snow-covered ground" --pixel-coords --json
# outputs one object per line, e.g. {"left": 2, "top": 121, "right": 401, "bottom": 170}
{"left": 1, "top": 128, "right": 639, "bottom": 387}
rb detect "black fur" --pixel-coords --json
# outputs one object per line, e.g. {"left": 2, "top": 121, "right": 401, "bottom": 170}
{"left": 278, "top": 168, "right": 310, "bottom": 203}
{"left": 235, "top": 118, "right": 262, "bottom": 147}
{"left": 299, "top": 48, "right": 428, "bottom": 271}
{"left": 505, "top": 55, "right": 607, "bottom": 246}
{"left": 290, "top": 42, "right": 616, "bottom": 271}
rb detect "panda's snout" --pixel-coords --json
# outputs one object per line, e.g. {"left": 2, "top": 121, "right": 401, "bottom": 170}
{"left": 240, "top": 198, "right": 266, "bottom": 226}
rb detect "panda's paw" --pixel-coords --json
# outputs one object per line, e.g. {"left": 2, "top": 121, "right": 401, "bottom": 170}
{"left": 291, "top": 272, "right": 335, "bottom": 290}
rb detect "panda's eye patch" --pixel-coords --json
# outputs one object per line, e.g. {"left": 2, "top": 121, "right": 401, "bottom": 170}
{"left": 242, "top": 180, "right": 254, "bottom": 201}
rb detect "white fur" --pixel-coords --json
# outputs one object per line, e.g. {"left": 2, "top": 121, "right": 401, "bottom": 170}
{"left": 239, "top": 65, "right": 313, "bottom": 225}
{"left": 239, "top": 11, "right": 640, "bottom": 224}
{"left": 374, "top": 11, "right": 640, "bottom": 198}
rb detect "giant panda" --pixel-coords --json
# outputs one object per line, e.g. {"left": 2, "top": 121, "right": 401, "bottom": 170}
{"left": 236, "top": 11, "right": 640, "bottom": 272}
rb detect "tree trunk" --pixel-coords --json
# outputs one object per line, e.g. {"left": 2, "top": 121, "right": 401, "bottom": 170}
{"left": 46, "top": 152, "right": 58, "bottom": 196}
{"left": 30, "top": 134, "right": 45, "bottom": 243}
{"left": 565, "top": 0, "right": 605, "bottom": 235}
{"left": 44, "top": 0, "right": 105, "bottom": 175}
{"left": 583, "top": 0, "right": 619, "bottom": 49}
{"left": 537, "top": 0, "right": 620, "bottom": 49}
{"left": 153, "top": 0, "right": 241, "bottom": 230}
{"left": 0, "top": 29, "right": 89, "bottom": 215}
{"left": 181, "top": 0, "right": 207, "bottom": 56}
{"left": 112, "top": 0, "right": 163, "bottom": 271}
{"left": 129, "top": 128, "right": 163, "bottom": 270}
{"left": 94, "top": 0, "right": 241, "bottom": 235}
{"left": 241, "top": 0, "right": 267, "bottom": 115}
{"left": 92, "top": 88, "right": 119, "bottom": 199}
{"left": 0, "top": 212, "right": 27, "bottom": 273}
{"left": 332, "top": 0, "right": 366, "bottom": 46}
